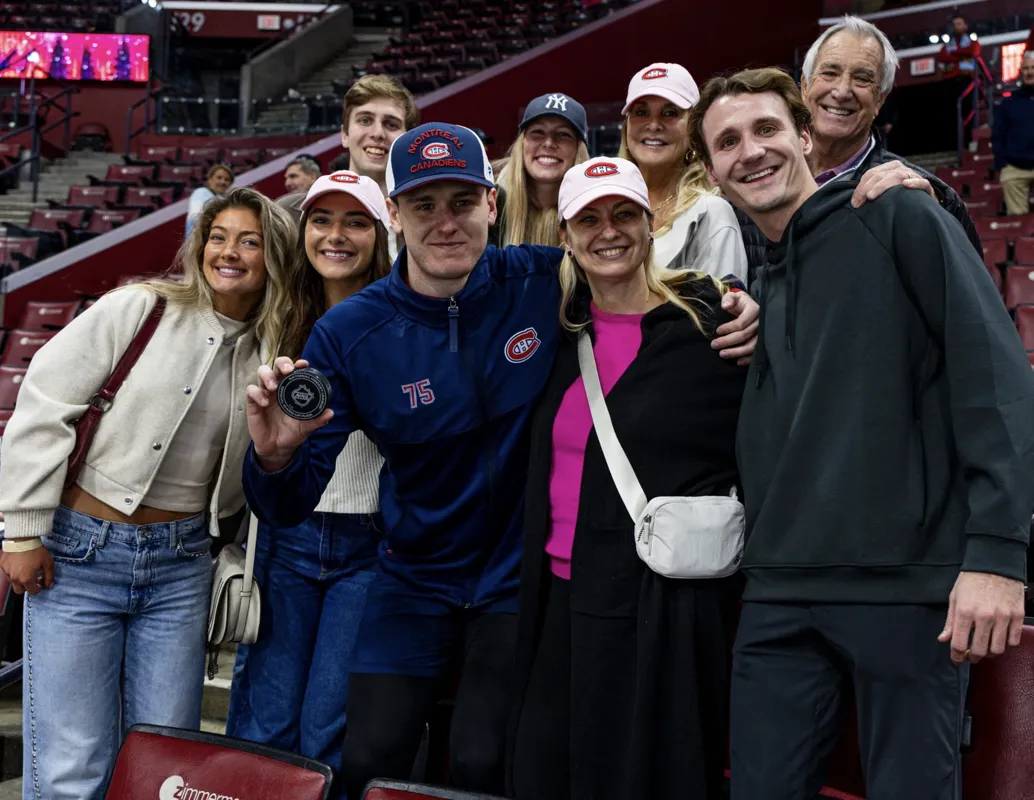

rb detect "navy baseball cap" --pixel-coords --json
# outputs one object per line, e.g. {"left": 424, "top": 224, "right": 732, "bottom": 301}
{"left": 386, "top": 122, "right": 495, "bottom": 199}
{"left": 519, "top": 93, "right": 588, "bottom": 141}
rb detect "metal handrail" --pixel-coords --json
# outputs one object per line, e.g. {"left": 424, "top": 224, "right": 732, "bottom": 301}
{"left": 955, "top": 56, "right": 995, "bottom": 165}
{"left": 124, "top": 83, "right": 161, "bottom": 157}
{"left": 0, "top": 80, "right": 79, "bottom": 202}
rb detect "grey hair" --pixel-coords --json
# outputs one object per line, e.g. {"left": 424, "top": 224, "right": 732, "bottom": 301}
{"left": 286, "top": 156, "right": 321, "bottom": 177}
{"left": 1024, "top": 50, "right": 1034, "bottom": 63}
{"left": 802, "top": 15, "right": 899, "bottom": 96}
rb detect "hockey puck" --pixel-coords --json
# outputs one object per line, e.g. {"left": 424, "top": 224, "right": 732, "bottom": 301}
{"left": 277, "top": 367, "right": 331, "bottom": 421}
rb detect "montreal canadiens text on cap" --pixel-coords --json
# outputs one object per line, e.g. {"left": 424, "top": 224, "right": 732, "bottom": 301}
{"left": 386, "top": 122, "right": 495, "bottom": 199}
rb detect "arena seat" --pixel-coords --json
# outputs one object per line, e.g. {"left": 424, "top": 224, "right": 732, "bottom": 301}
{"left": 961, "top": 624, "right": 1034, "bottom": 800}
{"left": 18, "top": 300, "right": 80, "bottom": 331}
{"left": 1015, "top": 237, "right": 1034, "bottom": 266}
{"left": 64, "top": 185, "right": 121, "bottom": 210}
{"left": 121, "top": 187, "right": 175, "bottom": 211}
{"left": 976, "top": 216, "right": 1034, "bottom": 243}
{"left": 1, "top": 329, "right": 56, "bottom": 365}
{"left": 362, "top": 780, "right": 507, "bottom": 799}
{"left": 982, "top": 238, "right": 1007, "bottom": 269}
{"left": 77, "top": 209, "right": 142, "bottom": 242}
{"left": 138, "top": 144, "right": 180, "bottom": 163}
{"left": 0, "top": 408, "right": 12, "bottom": 435}
{"left": 0, "top": 237, "right": 38, "bottom": 272}
{"left": 101, "top": 164, "right": 157, "bottom": 186}
{"left": 969, "top": 182, "right": 1002, "bottom": 200}
{"left": 1018, "top": 306, "right": 1034, "bottom": 351}
{"left": 965, "top": 199, "right": 998, "bottom": 217}
{"left": 103, "top": 725, "right": 333, "bottom": 800}
{"left": 1004, "top": 268, "right": 1034, "bottom": 309}
{"left": 0, "top": 366, "right": 27, "bottom": 409}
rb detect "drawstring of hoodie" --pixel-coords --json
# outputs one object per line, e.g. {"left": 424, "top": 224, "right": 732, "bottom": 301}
{"left": 754, "top": 220, "right": 799, "bottom": 389}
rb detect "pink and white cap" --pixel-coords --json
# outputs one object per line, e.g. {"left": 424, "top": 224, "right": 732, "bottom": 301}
{"left": 299, "top": 170, "right": 391, "bottom": 229}
{"left": 558, "top": 157, "right": 651, "bottom": 221}
{"left": 621, "top": 62, "right": 700, "bottom": 115}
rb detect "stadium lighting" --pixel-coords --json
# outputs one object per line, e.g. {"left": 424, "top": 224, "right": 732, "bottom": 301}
{"left": 928, "top": 34, "right": 939, "bottom": 44}
{"left": 970, "top": 32, "right": 977, "bottom": 41}
{"left": 941, "top": 34, "right": 950, "bottom": 43}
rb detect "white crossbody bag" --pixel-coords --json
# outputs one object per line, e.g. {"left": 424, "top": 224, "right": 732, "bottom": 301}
{"left": 577, "top": 333, "right": 745, "bottom": 579}
{"left": 206, "top": 512, "right": 261, "bottom": 678}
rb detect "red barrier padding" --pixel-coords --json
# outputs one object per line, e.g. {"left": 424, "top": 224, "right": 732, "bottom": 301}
{"left": 104, "top": 725, "right": 333, "bottom": 800}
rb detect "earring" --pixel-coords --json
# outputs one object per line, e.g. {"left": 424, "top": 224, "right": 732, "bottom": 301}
{"left": 566, "top": 250, "right": 573, "bottom": 258}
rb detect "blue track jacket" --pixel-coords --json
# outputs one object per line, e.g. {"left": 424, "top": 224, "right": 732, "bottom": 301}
{"left": 244, "top": 244, "right": 564, "bottom": 609}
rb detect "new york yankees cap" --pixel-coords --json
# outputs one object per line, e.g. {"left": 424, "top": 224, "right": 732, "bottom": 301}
{"left": 386, "top": 122, "right": 495, "bottom": 198}
{"left": 622, "top": 63, "right": 700, "bottom": 115}
{"left": 519, "top": 93, "right": 588, "bottom": 141}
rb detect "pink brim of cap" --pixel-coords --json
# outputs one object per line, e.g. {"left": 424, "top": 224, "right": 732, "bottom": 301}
{"left": 561, "top": 185, "right": 652, "bottom": 221}
{"left": 621, "top": 85, "right": 694, "bottom": 115}
{"left": 300, "top": 188, "right": 388, "bottom": 228}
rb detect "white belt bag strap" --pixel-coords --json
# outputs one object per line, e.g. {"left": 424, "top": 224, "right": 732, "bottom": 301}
{"left": 577, "top": 333, "right": 744, "bottom": 579}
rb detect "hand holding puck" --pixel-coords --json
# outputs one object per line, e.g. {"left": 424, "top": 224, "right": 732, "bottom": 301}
{"left": 277, "top": 367, "right": 332, "bottom": 421}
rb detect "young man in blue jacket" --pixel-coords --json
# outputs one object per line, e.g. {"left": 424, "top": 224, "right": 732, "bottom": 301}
{"left": 243, "top": 122, "right": 759, "bottom": 798}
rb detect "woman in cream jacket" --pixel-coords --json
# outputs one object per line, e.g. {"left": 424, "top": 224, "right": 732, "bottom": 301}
{"left": 0, "top": 187, "right": 294, "bottom": 800}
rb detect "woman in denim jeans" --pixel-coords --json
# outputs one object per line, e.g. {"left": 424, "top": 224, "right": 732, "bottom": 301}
{"left": 0, "top": 188, "right": 295, "bottom": 800}
{"left": 226, "top": 171, "right": 390, "bottom": 786}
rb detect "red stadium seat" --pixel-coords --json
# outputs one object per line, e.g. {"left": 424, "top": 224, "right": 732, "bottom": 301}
{"left": 1016, "top": 306, "right": 1034, "bottom": 350}
{"left": 121, "top": 187, "right": 174, "bottom": 210}
{"left": 0, "top": 236, "right": 38, "bottom": 270}
{"left": 1015, "top": 237, "right": 1034, "bottom": 266}
{"left": 66, "top": 185, "right": 120, "bottom": 208}
{"left": 104, "top": 725, "right": 332, "bottom": 800}
{"left": 138, "top": 144, "right": 180, "bottom": 162}
{"left": 362, "top": 781, "right": 507, "bottom": 799}
{"left": 983, "top": 239, "right": 1007, "bottom": 268}
{"left": 962, "top": 625, "right": 1034, "bottom": 800}
{"left": 157, "top": 164, "right": 203, "bottom": 186}
{"left": 82, "top": 209, "right": 141, "bottom": 236}
{"left": 975, "top": 216, "right": 1034, "bottom": 243}
{"left": 0, "top": 408, "right": 12, "bottom": 435}
{"left": 965, "top": 199, "right": 997, "bottom": 217}
{"left": 104, "top": 164, "right": 157, "bottom": 184}
{"left": 28, "top": 208, "right": 84, "bottom": 232}
{"left": 936, "top": 167, "right": 979, "bottom": 184}
{"left": 0, "top": 366, "right": 26, "bottom": 409}
{"left": 18, "top": 301, "right": 80, "bottom": 331}
{"left": 1, "top": 329, "right": 56, "bottom": 365}
{"left": 183, "top": 146, "right": 222, "bottom": 164}
{"left": 1004, "top": 268, "right": 1034, "bottom": 308}
{"left": 969, "top": 181, "right": 1002, "bottom": 200}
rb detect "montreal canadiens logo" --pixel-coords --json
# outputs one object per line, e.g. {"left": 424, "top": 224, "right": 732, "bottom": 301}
{"left": 421, "top": 142, "right": 451, "bottom": 160}
{"left": 330, "top": 172, "right": 359, "bottom": 183}
{"left": 585, "top": 162, "right": 619, "bottom": 178}
{"left": 642, "top": 67, "right": 668, "bottom": 80}
{"left": 505, "top": 328, "right": 541, "bottom": 364}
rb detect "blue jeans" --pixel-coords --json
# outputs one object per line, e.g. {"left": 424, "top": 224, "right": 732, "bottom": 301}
{"left": 226, "top": 512, "right": 380, "bottom": 789}
{"left": 23, "top": 506, "right": 211, "bottom": 800}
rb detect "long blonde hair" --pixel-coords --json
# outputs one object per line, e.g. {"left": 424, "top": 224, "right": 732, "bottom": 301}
{"left": 557, "top": 215, "right": 726, "bottom": 334}
{"left": 132, "top": 187, "right": 296, "bottom": 353}
{"left": 275, "top": 208, "right": 393, "bottom": 360}
{"left": 618, "top": 112, "right": 716, "bottom": 237}
{"left": 495, "top": 129, "right": 590, "bottom": 247}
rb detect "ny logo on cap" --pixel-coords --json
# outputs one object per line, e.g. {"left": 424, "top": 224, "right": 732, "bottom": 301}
{"left": 545, "top": 94, "right": 569, "bottom": 111}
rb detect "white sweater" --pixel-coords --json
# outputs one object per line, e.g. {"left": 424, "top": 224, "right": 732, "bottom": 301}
{"left": 651, "top": 194, "right": 748, "bottom": 282}
{"left": 0, "top": 287, "right": 260, "bottom": 540}
{"left": 315, "top": 433, "right": 383, "bottom": 514}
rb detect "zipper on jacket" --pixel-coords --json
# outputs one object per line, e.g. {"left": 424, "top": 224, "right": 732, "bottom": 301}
{"left": 448, "top": 296, "right": 459, "bottom": 353}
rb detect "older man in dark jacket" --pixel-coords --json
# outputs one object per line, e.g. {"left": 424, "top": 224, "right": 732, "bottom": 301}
{"left": 738, "top": 15, "right": 981, "bottom": 283}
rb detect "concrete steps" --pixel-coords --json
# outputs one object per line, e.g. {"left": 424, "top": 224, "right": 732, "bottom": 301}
{"left": 252, "top": 30, "right": 392, "bottom": 133}
{"left": 0, "top": 152, "right": 123, "bottom": 228}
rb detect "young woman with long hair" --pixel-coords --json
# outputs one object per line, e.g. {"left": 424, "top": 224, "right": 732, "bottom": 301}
{"left": 225, "top": 171, "right": 392, "bottom": 790}
{"left": 619, "top": 63, "right": 748, "bottom": 281}
{"left": 509, "top": 158, "right": 746, "bottom": 800}
{"left": 490, "top": 93, "right": 591, "bottom": 248}
{"left": 0, "top": 187, "right": 295, "bottom": 800}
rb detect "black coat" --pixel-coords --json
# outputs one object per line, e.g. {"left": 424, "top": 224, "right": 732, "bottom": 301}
{"left": 507, "top": 280, "right": 747, "bottom": 800}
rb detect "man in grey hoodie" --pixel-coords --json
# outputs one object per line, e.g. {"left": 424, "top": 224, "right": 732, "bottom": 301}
{"left": 691, "top": 67, "right": 1034, "bottom": 800}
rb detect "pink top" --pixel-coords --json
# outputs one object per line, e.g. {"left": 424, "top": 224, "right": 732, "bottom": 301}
{"left": 546, "top": 304, "right": 645, "bottom": 579}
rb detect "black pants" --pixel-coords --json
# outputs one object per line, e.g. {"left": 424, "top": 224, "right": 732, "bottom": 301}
{"left": 340, "top": 612, "right": 518, "bottom": 800}
{"left": 730, "top": 602, "right": 969, "bottom": 800}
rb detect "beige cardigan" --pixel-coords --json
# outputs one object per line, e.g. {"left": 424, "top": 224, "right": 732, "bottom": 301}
{"left": 0, "top": 287, "right": 260, "bottom": 540}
